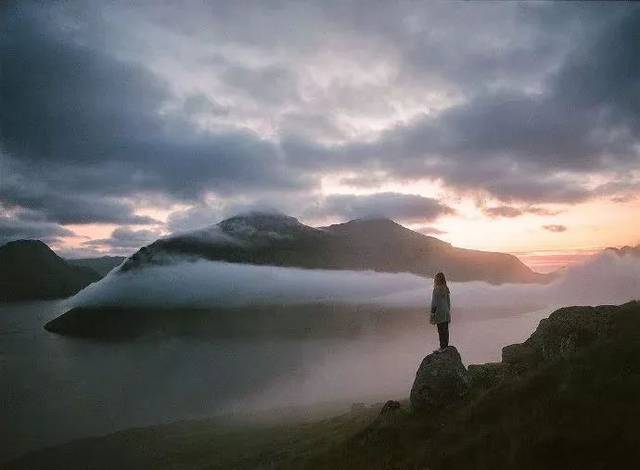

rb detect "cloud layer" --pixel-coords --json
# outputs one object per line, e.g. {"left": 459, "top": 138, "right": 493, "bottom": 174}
{"left": 69, "top": 250, "right": 639, "bottom": 313}
{"left": 1, "top": 2, "right": 639, "bottom": 252}
{"left": 306, "top": 192, "right": 454, "bottom": 222}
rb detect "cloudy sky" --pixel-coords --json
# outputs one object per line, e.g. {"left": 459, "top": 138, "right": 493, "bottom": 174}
{"left": 1, "top": 1, "right": 639, "bottom": 270}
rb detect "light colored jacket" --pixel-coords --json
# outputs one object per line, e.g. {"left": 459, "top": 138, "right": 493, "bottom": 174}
{"left": 430, "top": 285, "right": 451, "bottom": 324}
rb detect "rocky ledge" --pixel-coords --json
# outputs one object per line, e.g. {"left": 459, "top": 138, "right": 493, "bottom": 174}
{"left": 409, "top": 302, "right": 636, "bottom": 412}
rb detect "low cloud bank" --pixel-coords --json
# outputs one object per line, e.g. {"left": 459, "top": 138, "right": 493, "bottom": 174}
{"left": 69, "top": 262, "right": 425, "bottom": 309}
{"left": 69, "top": 250, "right": 640, "bottom": 312}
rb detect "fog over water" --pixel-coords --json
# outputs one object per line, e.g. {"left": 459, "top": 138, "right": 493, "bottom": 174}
{"left": 71, "top": 249, "right": 640, "bottom": 310}
{"left": 0, "top": 301, "right": 550, "bottom": 464}
{"left": 1, "top": 251, "right": 638, "bottom": 463}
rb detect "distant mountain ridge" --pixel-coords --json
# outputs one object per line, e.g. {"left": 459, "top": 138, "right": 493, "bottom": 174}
{"left": 120, "top": 213, "right": 550, "bottom": 284}
{"left": 66, "top": 256, "right": 126, "bottom": 277}
{"left": 0, "top": 240, "right": 100, "bottom": 301}
{"left": 605, "top": 244, "right": 640, "bottom": 257}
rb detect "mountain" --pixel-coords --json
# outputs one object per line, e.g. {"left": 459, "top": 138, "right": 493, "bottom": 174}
{"left": 605, "top": 244, "right": 640, "bottom": 257}
{"left": 10, "top": 301, "right": 640, "bottom": 469}
{"left": 119, "top": 213, "right": 548, "bottom": 284}
{"left": 0, "top": 240, "right": 100, "bottom": 302}
{"left": 66, "top": 256, "right": 126, "bottom": 277}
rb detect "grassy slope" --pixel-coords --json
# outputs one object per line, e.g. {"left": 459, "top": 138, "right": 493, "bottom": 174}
{"left": 2, "top": 407, "right": 382, "bottom": 470}
{"left": 5, "top": 302, "right": 640, "bottom": 470}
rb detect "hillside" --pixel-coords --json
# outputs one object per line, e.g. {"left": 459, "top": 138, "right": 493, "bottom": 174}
{"left": 66, "top": 256, "right": 126, "bottom": 277}
{"left": 8, "top": 301, "right": 640, "bottom": 469}
{"left": 0, "top": 240, "right": 100, "bottom": 302}
{"left": 119, "top": 213, "right": 548, "bottom": 284}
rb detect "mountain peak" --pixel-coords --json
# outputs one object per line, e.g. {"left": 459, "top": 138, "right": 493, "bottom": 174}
{"left": 220, "top": 211, "right": 301, "bottom": 226}
{"left": 3, "top": 238, "right": 52, "bottom": 248}
{"left": 1, "top": 238, "right": 58, "bottom": 257}
{"left": 322, "top": 217, "right": 399, "bottom": 230}
{"left": 216, "top": 212, "right": 318, "bottom": 240}
{"left": 323, "top": 217, "right": 424, "bottom": 237}
{"left": 347, "top": 217, "right": 399, "bottom": 226}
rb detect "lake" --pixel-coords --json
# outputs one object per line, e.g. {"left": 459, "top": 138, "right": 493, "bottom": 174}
{"left": 0, "top": 299, "right": 550, "bottom": 464}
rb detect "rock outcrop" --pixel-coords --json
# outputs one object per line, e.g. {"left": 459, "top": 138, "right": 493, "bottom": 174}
{"left": 467, "top": 362, "right": 505, "bottom": 390}
{"left": 408, "top": 304, "right": 635, "bottom": 414}
{"left": 502, "top": 304, "right": 615, "bottom": 370}
{"left": 374, "top": 400, "right": 402, "bottom": 428}
{"left": 410, "top": 346, "right": 470, "bottom": 412}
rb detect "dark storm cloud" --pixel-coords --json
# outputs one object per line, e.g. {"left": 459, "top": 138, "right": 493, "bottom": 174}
{"left": 182, "top": 93, "right": 230, "bottom": 117}
{"left": 306, "top": 192, "right": 454, "bottom": 222}
{"left": 299, "top": 12, "right": 640, "bottom": 199}
{"left": 221, "top": 63, "right": 299, "bottom": 105}
{"left": 283, "top": 5, "right": 640, "bottom": 203}
{"left": 0, "top": 216, "right": 75, "bottom": 246}
{"left": 431, "top": 7, "right": 640, "bottom": 193}
{"left": 140, "top": 1, "right": 603, "bottom": 97}
{"left": 0, "top": 178, "right": 158, "bottom": 225}
{"left": 594, "top": 179, "right": 640, "bottom": 203}
{"left": 549, "top": 9, "right": 640, "bottom": 132}
{"left": 1, "top": 0, "right": 638, "bottom": 245}
{"left": 0, "top": 7, "right": 166, "bottom": 166}
{"left": 278, "top": 112, "right": 349, "bottom": 143}
{"left": 0, "top": 4, "right": 311, "bottom": 225}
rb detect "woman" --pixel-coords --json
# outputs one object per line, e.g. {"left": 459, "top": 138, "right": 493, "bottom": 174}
{"left": 430, "top": 272, "right": 451, "bottom": 353}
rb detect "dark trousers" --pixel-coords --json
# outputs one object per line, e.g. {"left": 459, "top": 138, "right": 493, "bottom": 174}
{"left": 437, "top": 322, "right": 449, "bottom": 349}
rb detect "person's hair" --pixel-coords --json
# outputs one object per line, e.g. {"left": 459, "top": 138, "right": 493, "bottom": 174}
{"left": 434, "top": 272, "right": 447, "bottom": 287}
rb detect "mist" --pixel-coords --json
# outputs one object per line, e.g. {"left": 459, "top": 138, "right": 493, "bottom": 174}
{"left": 3, "top": 251, "right": 638, "bottom": 463}
{"left": 69, "top": 250, "right": 640, "bottom": 313}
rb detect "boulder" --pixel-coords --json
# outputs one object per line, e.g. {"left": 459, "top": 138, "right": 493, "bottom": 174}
{"left": 410, "top": 346, "right": 470, "bottom": 412}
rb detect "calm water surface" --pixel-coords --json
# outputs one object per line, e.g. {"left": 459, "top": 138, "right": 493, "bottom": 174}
{"left": 0, "top": 300, "right": 550, "bottom": 463}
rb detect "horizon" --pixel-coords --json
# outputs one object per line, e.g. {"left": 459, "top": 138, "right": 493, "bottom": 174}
{"left": 2, "top": 2, "right": 639, "bottom": 271}
{"left": 2, "top": 211, "right": 623, "bottom": 275}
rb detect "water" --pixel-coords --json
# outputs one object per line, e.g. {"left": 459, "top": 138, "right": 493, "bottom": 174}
{"left": 0, "top": 300, "right": 550, "bottom": 463}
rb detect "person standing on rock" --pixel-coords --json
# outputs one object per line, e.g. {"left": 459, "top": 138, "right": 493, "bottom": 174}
{"left": 430, "top": 272, "right": 451, "bottom": 353}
